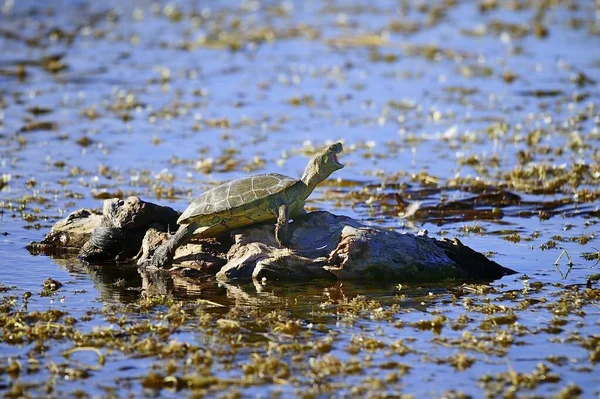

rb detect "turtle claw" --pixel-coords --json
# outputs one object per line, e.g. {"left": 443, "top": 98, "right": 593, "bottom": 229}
{"left": 145, "top": 243, "right": 174, "bottom": 269}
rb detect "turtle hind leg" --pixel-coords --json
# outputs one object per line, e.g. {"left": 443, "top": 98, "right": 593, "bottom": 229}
{"left": 147, "top": 241, "right": 176, "bottom": 268}
{"left": 146, "top": 223, "right": 196, "bottom": 268}
{"left": 275, "top": 204, "right": 290, "bottom": 247}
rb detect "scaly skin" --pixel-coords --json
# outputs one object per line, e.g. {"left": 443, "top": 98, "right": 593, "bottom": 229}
{"left": 275, "top": 204, "right": 290, "bottom": 247}
{"left": 146, "top": 223, "right": 194, "bottom": 268}
{"left": 298, "top": 142, "right": 344, "bottom": 201}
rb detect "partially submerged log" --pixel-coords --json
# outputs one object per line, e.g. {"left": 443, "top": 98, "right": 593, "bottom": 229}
{"left": 26, "top": 208, "right": 102, "bottom": 255}
{"left": 30, "top": 197, "right": 516, "bottom": 283}
{"left": 78, "top": 197, "right": 179, "bottom": 263}
{"left": 210, "top": 211, "right": 514, "bottom": 282}
{"left": 100, "top": 195, "right": 179, "bottom": 230}
{"left": 27, "top": 196, "right": 179, "bottom": 262}
{"left": 137, "top": 227, "right": 227, "bottom": 273}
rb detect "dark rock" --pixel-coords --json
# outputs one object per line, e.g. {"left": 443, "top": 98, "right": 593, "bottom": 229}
{"left": 79, "top": 227, "right": 146, "bottom": 263}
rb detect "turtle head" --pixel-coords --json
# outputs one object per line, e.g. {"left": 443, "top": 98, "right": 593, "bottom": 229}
{"left": 321, "top": 142, "right": 344, "bottom": 172}
{"left": 301, "top": 142, "right": 344, "bottom": 193}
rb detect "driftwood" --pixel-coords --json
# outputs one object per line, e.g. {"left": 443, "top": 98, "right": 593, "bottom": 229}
{"left": 29, "top": 196, "right": 516, "bottom": 283}
{"left": 78, "top": 197, "right": 179, "bottom": 263}
{"left": 26, "top": 208, "right": 102, "bottom": 254}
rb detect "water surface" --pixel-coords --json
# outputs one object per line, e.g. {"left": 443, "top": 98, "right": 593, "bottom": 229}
{"left": 1, "top": 0, "right": 599, "bottom": 397}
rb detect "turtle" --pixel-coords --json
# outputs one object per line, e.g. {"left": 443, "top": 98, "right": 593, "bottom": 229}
{"left": 147, "top": 142, "right": 344, "bottom": 268}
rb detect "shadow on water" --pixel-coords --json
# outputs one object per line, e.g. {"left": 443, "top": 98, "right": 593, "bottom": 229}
{"left": 137, "top": 259, "right": 497, "bottom": 310}
{"left": 44, "top": 255, "right": 144, "bottom": 303}
{"left": 45, "top": 248, "right": 495, "bottom": 312}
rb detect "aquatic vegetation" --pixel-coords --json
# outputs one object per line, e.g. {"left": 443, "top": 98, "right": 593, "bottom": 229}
{"left": 1, "top": 0, "right": 599, "bottom": 396}
{"left": 1, "top": 280, "right": 599, "bottom": 396}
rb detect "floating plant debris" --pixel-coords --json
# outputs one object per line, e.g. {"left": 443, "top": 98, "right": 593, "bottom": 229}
{"left": 0, "top": 0, "right": 598, "bottom": 397}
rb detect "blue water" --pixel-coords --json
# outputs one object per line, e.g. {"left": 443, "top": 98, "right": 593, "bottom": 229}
{"left": 1, "top": 0, "right": 599, "bottom": 397}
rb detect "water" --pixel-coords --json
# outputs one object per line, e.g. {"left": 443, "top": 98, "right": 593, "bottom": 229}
{"left": 1, "top": 0, "right": 599, "bottom": 397}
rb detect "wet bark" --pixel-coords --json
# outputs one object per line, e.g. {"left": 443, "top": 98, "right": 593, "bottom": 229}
{"left": 26, "top": 208, "right": 102, "bottom": 255}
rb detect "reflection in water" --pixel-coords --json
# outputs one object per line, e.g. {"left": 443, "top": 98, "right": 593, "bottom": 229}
{"left": 137, "top": 261, "right": 460, "bottom": 314}
{"left": 50, "top": 255, "right": 143, "bottom": 303}
{"left": 48, "top": 251, "right": 453, "bottom": 315}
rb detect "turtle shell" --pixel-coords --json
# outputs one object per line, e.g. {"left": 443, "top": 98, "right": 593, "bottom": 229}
{"left": 178, "top": 173, "right": 300, "bottom": 225}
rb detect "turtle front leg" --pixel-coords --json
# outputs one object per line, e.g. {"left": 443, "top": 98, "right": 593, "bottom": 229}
{"left": 275, "top": 204, "right": 290, "bottom": 247}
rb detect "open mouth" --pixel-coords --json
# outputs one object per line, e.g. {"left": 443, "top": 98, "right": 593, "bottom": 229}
{"left": 329, "top": 153, "right": 344, "bottom": 167}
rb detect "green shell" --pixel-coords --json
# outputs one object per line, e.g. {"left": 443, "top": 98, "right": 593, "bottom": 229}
{"left": 178, "top": 173, "right": 299, "bottom": 225}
